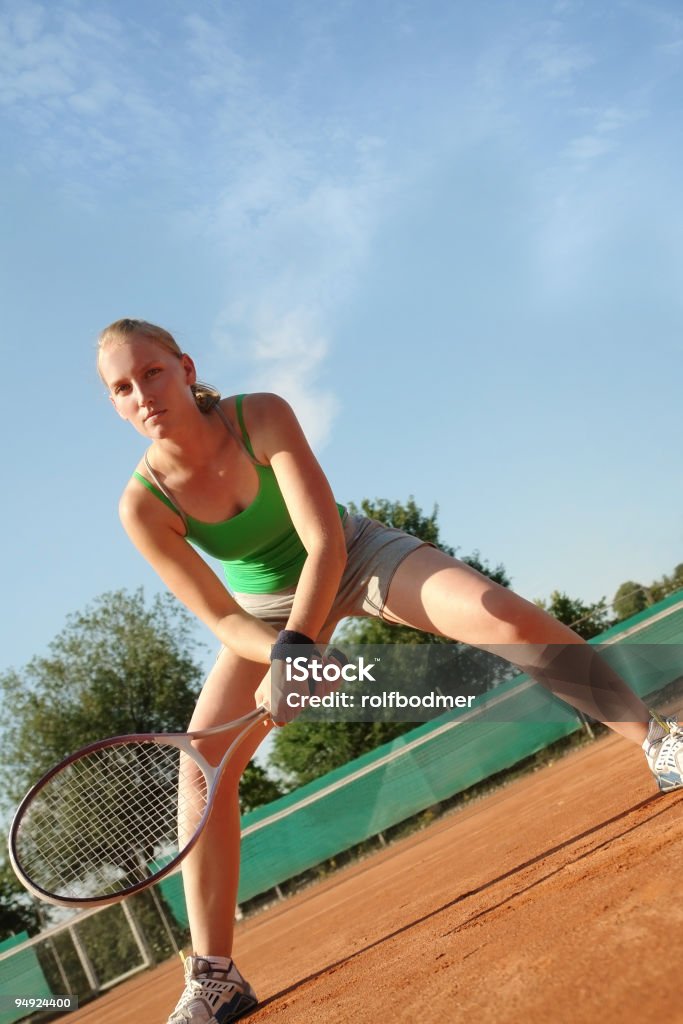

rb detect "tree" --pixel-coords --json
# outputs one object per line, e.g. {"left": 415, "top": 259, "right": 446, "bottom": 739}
{"left": 612, "top": 564, "right": 683, "bottom": 623}
{"left": 343, "top": 497, "right": 510, "bottom": 645}
{"left": 0, "top": 588, "right": 281, "bottom": 936}
{"left": 239, "top": 762, "right": 283, "bottom": 812}
{"left": 346, "top": 497, "right": 510, "bottom": 589}
{"left": 0, "top": 589, "right": 205, "bottom": 937}
{"left": 534, "top": 590, "right": 613, "bottom": 640}
{"left": 0, "top": 860, "right": 40, "bottom": 937}
{"left": 612, "top": 581, "right": 649, "bottom": 622}
{"left": 270, "top": 497, "right": 513, "bottom": 788}
{"left": 348, "top": 497, "right": 453, "bottom": 552}
{"left": 649, "top": 563, "right": 683, "bottom": 604}
{"left": 0, "top": 589, "right": 205, "bottom": 812}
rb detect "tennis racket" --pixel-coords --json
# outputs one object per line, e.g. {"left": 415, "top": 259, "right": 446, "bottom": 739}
{"left": 8, "top": 705, "right": 270, "bottom": 909}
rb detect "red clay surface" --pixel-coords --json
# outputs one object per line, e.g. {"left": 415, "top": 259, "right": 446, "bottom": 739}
{"left": 67, "top": 732, "right": 683, "bottom": 1024}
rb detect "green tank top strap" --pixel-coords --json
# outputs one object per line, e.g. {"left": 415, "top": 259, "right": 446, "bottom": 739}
{"left": 235, "top": 394, "right": 257, "bottom": 460}
{"left": 139, "top": 454, "right": 190, "bottom": 533}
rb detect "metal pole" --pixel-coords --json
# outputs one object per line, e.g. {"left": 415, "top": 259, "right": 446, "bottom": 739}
{"left": 148, "top": 885, "right": 182, "bottom": 958}
{"left": 68, "top": 925, "right": 99, "bottom": 995}
{"left": 35, "top": 902, "right": 72, "bottom": 996}
{"left": 122, "top": 900, "right": 154, "bottom": 969}
{"left": 576, "top": 710, "right": 595, "bottom": 739}
{"left": 46, "top": 937, "right": 73, "bottom": 996}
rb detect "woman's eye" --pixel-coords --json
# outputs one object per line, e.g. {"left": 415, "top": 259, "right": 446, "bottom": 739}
{"left": 146, "top": 367, "right": 161, "bottom": 377}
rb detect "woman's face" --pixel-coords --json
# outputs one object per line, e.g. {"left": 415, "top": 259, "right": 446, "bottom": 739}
{"left": 99, "top": 335, "right": 197, "bottom": 438}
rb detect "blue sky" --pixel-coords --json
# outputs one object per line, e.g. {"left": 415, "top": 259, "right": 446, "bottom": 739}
{"left": 1, "top": 0, "right": 682, "bottom": 683}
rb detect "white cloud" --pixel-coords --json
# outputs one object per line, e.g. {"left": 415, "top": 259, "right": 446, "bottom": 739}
{"left": 1, "top": 2, "right": 387, "bottom": 444}
{"left": 564, "top": 133, "right": 613, "bottom": 162}
{"left": 0, "top": 1, "right": 180, "bottom": 195}
{"left": 183, "top": 10, "right": 248, "bottom": 99}
{"left": 219, "top": 305, "right": 340, "bottom": 449}
{"left": 0, "top": 3, "right": 118, "bottom": 107}
{"left": 563, "top": 104, "right": 641, "bottom": 168}
{"left": 206, "top": 155, "right": 387, "bottom": 447}
{"left": 525, "top": 38, "right": 594, "bottom": 85}
{"left": 171, "top": 13, "right": 391, "bottom": 449}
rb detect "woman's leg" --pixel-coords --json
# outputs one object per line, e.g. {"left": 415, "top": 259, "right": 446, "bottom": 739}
{"left": 181, "top": 647, "right": 273, "bottom": 958}
{"left": 381, "top": 546, "right": 651, "bottom": 744}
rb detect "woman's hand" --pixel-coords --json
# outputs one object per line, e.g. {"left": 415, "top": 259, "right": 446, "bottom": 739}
{"left": 258, "top": 631, "right": 348, "bottom": 725}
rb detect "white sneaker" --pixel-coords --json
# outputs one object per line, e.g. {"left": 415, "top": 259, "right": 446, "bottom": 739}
{"left": 167, "top": 955, "right": 257, "bottom": 1024}
{"left": 643, "top": 714, "right": 683, "bottom": 793}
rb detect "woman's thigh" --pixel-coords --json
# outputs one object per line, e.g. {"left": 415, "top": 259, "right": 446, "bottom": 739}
{"left": 381, "top": 545, "right": 580, "bottom": 651}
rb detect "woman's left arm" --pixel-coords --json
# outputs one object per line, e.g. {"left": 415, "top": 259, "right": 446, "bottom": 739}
{"left": 250, "top": 393, "right": 348, "bottom": 641}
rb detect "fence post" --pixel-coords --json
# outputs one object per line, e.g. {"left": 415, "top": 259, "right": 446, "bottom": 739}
{"left": 122, "top": 901, "right": 154, "bottom": 969}
{"left": 68, "top": 925, "right": 99, "bottom": 995}
{"left": 149, "top": 885, "right": 182, "bottom": 958}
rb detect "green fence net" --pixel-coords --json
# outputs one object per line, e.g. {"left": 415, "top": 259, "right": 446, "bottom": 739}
{"left": 0, "top": 932, "right": 51, "bottom": 1024}
{"left": 167, "top": 591, "right": 683, "bottom": 906}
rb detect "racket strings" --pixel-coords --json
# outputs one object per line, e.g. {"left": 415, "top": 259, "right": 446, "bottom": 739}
{"left": 13, "top": 740, "right": 209, "bottom": 900}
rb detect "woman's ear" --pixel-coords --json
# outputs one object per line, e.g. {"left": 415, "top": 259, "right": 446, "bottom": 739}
{"left": 180, "top": 353, "right": 197, "bottom": 385}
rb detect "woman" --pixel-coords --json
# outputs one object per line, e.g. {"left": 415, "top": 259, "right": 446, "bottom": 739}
{"left": 98, "top": 318, "right": 682, "bottom": 1024}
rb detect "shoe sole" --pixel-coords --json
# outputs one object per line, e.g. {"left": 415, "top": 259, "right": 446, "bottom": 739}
{"left": 655, "top": 771, "right": 683, "bottom": 793}
{"left": 213, "top": 993, "right": 258, "bottom": 1024}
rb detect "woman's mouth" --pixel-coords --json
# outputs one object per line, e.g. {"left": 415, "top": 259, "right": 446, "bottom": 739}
{"left": 145, "top": 410, "right": 166, "bottom": 423}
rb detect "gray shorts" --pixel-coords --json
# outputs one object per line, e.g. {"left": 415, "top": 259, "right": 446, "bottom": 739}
{"left": 232, "top": 513, "right": 431, "bottom": 635}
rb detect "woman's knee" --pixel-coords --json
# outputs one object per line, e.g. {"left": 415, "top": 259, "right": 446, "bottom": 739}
{"left": 190, "top": 654, "right": 267, "bottom": 731}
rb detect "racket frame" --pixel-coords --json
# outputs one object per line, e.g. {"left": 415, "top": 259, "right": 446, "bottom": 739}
{"left": 8, "top": 706, "right": 270, "bottom": 909}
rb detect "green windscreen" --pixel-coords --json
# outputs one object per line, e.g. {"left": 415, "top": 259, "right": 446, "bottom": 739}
{"left": 157, "top": 593, "right": 683, "bottom": 909}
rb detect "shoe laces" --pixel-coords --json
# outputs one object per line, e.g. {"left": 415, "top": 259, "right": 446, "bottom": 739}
{"left": 170, "top": 957, "right": 239, "bottom": 1021}
{"left": 652, "top": 719, "right": 683, "bottom": 772}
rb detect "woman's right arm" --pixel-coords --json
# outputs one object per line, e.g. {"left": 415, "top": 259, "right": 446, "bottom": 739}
{"left": 119, "top": 484, "right": 278, "bottom": 665}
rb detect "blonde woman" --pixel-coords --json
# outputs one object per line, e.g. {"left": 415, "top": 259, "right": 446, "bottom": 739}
{"left": 98, "top": 318, "right": 683, "bottom": 1024}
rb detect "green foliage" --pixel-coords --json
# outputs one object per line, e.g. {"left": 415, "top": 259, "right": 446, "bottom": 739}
{"left": 0, "top": 588, "right": 280, "bottom": 940}
{"left": 0, "top": 859, "right": 40, "bottom": 937}
{"left": 0, "top": 589, "right": 205, "bottom": 939}
{"left": 611, "top": 564, "right": 683, "bottom": 623}
{"left": 612, "top": 582, "right": 649, "bottom": 621}
{"left": 534, "top": 590, "right": 613, "bottom": 640}
{"left": 0, "top": 589, "right": 204, "bottom": 811}
{"left": 30, "top": 890, "right": 188, "bottom": 999}
{"left": 341, "top": 496, "right": 509, "bottom": 649}
{"left": 239, "top": 761, "right": 283, "bottom": 811}
{"left": 347, "top": 496, "right": 453, "bottom": 551}
{"left": 270, "top": 721, "right": 414, "bottom": 788}
{"left": 346, "top": 497, "right": 511, "bottom": 588}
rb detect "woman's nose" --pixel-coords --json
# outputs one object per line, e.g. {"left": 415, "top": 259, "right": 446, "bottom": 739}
{"left": 132, "top": 380, "right": 152, "bottom": 405}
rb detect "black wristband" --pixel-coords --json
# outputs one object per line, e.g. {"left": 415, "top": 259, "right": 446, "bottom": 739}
{"left": 270, "top": 629, "right": 319, "bottom": 662}
{"left": 277, "top": 630, "right": 315, "bottom": 646}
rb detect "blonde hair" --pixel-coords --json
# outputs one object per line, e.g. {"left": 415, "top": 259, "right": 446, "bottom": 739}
{"left": 97, "top": 318, "right": 221, "bottom": 412}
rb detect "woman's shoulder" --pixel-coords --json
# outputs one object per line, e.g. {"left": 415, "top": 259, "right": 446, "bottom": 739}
{"left": 118, "top": 459, "right": 155, "bottom": 517}
{"left": 118, "top": 454, "right": 176, "bottom": 528}
{"left": 220, "top": 392, "right": 295, "bottom": 456}
{"left": 220, "top": 391, "right": 290, "bottom": 417}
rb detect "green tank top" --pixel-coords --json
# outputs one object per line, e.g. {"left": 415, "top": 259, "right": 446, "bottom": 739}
{"left": 132, "top": 395, "right": 345, "bottom": 594}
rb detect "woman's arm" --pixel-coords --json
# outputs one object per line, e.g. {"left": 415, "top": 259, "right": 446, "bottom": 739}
{"left": 247, "top": 393, "right": 348, "bottom": 641}
{"left": 119, "top": 483, "right": 278, "bottom": 663}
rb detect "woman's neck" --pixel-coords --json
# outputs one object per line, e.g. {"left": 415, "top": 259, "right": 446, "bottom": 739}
{"left": 150, "top": 404, "right": 229, "bottom": 473}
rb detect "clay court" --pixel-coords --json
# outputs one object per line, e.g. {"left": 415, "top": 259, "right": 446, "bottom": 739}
{"left": 63, "top": 730, "right": 683, "bottom": 1024}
